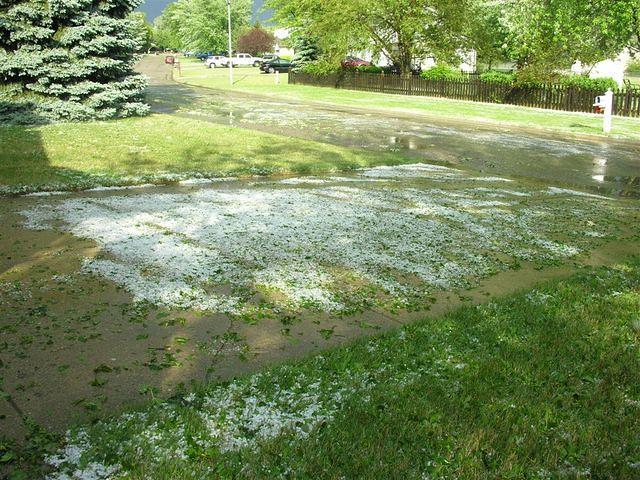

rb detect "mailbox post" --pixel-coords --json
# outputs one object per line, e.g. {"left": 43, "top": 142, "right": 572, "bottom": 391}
{"left": 593, "top": 89, "right": 614, "bottom": 134}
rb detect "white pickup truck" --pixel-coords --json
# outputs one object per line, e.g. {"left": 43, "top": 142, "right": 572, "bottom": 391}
{"left": 228, "top": 53, "right": 263, "bottom": 67}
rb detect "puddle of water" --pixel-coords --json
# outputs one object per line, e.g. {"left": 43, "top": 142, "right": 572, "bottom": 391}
{"left": 2, "top": 165, "right": 639, "bottom": 440}
{"left": 148, "top": 84, "right": 640, "bottom": 199}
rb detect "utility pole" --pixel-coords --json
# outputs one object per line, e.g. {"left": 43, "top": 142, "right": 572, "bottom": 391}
{"left": 227, "top": 0, "right": 233, "bottom": 85}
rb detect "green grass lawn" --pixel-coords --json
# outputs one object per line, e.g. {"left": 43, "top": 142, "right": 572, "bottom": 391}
{"left": 176, "top": 57, "right": 640, "bottom": 141}
{"left": 0, "top": 113, "right": 414, "bottom": 194}
{"left": 626, "top": 74, "right": 640, "bottom": 86}
{"left": 7, "top": 258, "right": 640, "bottom": 479}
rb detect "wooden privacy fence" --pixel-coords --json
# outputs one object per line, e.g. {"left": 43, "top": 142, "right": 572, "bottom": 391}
{"left": 289, "top": 71, "right": 640, "bottom": 117}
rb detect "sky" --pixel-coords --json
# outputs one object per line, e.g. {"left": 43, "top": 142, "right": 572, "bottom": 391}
{"left": 138, "top": 0, "right": 270, "bottom": 22}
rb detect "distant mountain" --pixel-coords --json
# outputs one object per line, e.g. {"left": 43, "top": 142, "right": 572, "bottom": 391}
{"left": 138, "top": 0, "right": 271, "bottom": 22}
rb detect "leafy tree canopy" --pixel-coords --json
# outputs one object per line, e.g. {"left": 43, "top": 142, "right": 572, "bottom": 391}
{"left": 128, "top": 11, "right": 154, "bottom": 52}
{"left": 496, "top": 0, "right": 640, "bottom": 78}
{"left": 269, "top": 0, "right": 639, "bottom": 80}
{"left": 154, "top": 0, "right": 252, "bottom": 53}
{"left": 237, "top": 24, "right": 275, "bottom": 56}
{"left": 153, "top": 4, "right": 183, "bottom": 51}
{"left": 267, "top": 0, "right": 474, "bottom": 76}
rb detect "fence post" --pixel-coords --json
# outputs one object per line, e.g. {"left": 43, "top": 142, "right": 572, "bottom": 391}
{"left": 624, "top": 88, "right": 632, "bottom": 117}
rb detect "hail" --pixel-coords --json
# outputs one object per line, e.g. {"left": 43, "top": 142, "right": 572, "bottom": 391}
{"left": 20, "top": 164, "right": 618, "bottom": 315}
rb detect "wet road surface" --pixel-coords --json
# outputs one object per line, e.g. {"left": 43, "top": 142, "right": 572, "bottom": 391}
{"left": 139, "top": 56, "right": 640, "bottom": 198}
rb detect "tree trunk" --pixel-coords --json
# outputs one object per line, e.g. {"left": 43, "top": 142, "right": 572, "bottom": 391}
{"left": 400, "top": 62, "right": 413, "bottom": 77}
{"left": 396, "top": 42, "right": 413, "bottom": 78}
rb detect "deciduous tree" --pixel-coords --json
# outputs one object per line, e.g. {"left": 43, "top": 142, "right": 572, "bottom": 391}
{"left": 153, "top": 2, "right": 183, "bottom": 51}
{"left": 498, "top": 0, "right": 640, "bottom": 78}
{"left": 268, "top": 0, "right": 473, "bottom": 76}
{"left": 469, "top": 0, "right": 510, "bottom": 69}
{"left": 237, "top": 25, "right": 275, "bottom": 56}
{"left": 153, "top": 0, "right": 252, "bottom": 53}
{"left": 128, "top": 11, "right": 154, "bottom": 52}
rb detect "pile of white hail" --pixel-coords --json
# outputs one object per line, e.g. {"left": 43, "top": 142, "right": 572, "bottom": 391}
{"left": 22, "top": 164, "right": 617, "bottom": 315}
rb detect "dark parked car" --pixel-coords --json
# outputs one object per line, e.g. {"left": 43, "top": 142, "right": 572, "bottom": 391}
{"left": 195, "top": 52, "right": 214, "bottom": 61}
{"left": 260, "top": 54, "right": 280, "bottom": 65}
{"left": 341, "top": 56, "right": 371, "bottom": 68}
{"left": 260, "top": 59, "right": 292, "bottom": 73}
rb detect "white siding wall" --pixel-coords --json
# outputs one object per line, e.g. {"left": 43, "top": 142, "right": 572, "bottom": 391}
{"left": 273, "top": 28, "right": 294, "bottom": 59}
{"left": 571, "top": 50, "right": 631, "bottom": 87}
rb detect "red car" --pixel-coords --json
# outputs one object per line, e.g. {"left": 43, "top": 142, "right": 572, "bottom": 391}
{"left": 341, "top": 56, "right": 371, "bottom": 68}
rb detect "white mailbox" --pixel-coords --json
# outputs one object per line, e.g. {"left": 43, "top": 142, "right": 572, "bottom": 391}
{"left": 593, "top": 89, "right": 614, "bottom": 134}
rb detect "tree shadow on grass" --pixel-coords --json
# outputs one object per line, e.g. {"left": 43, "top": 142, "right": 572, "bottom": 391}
{"left": 145, "top": 83, "right": 207, "bottom": 115}
{"left": 0, "top": 102, "right": 55, "bottom": 192}
{"left": 172, "top": 136, "right": 384, "bottom": 177}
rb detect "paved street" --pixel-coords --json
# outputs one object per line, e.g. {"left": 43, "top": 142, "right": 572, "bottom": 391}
{"left": 140, "top": 56, "right": 640, "bottom": 198}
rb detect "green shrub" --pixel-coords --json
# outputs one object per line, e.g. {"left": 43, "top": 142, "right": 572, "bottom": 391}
{"left": 300, "top": 60, "right": 340, "bottom": 75}
{"left": 559, "top": 75, "right": 618, "bottom": 92}
{"left": 420, "top": 65, "right": 464, "bottom": 81}
{"left": 626, "top": 59, "right": 640, "bottom": 74}
{"left": 512, "top": 66, "right": 547, "bottom": 88}
{"left": 479, "top": 71, "right": 515, "bottom": 84}
{"left": 513, "top": 70, "right": 618, "bottom": 91}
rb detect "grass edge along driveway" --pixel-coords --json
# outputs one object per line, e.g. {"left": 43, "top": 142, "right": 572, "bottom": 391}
{"left": 6, "top": 257, "right": 640, "bottom": 479}
{"left": 0, "top": 113, "right": 417, "bottom": 195}
{"left": 175, "top": 57, "right": 640, "bottom": 142}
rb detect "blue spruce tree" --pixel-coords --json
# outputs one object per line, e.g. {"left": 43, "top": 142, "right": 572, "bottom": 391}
{"left": 291, "top": 36, "right": 319, "bottom": 72}
{"left": 0, "top": 0, "right": 149, "bottom": 123}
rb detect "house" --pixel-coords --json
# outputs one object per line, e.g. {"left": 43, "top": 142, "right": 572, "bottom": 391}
{"left": 273, "top": 28, "right": 295, "bottom": 58}
{"left": 354, "top": 49, "right": 477, "bottom": 73}
{"left": 571, "top": 50, "right": 632, "bottom": 88}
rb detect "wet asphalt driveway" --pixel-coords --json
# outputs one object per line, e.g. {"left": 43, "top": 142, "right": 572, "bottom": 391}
{"left": 140, "top": 57, "right": 640, "bottom": 198}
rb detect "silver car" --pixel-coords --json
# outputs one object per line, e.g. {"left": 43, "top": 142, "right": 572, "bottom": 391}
{"left": 205, "top": 55, "right": 229, "bottom": 68}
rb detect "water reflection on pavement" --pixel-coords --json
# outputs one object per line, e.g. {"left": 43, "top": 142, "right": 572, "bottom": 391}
{"left": 142, "top": 61, "right": 640, "bottom": 199}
